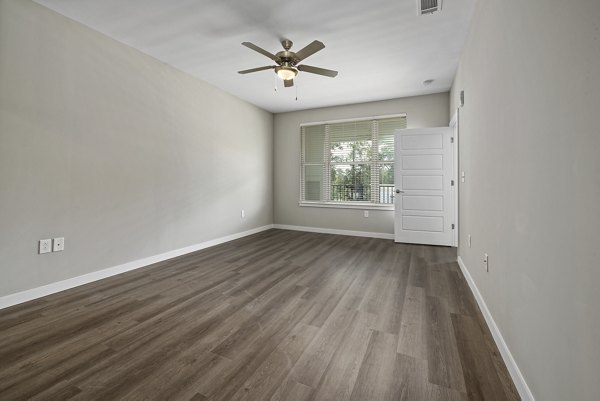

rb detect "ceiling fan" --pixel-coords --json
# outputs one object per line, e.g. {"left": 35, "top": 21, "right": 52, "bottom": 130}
{"left": 238, "top": 39, "right": 338, "bottom": 87}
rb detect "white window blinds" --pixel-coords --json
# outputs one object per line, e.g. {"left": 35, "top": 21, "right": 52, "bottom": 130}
{"left": 301, "top": 115, "right": 406, "bottom": 205}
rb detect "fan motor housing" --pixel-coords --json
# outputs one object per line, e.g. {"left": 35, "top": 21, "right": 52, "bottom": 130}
{"left": 275, "top": 51, "right": 297, "bottom": 64}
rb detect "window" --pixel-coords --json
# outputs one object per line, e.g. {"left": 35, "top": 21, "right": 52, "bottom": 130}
{"left": 300, "top": 115, "right": 406, "bottom": 208}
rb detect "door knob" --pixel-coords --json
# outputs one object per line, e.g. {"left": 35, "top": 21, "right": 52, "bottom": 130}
{"left": 395, "top": 189, "right": 404, "bottom": 194}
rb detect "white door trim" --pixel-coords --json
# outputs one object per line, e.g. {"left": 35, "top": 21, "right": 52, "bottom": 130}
{"left": 450, "top": 111, "right": 459, "bottom": 247}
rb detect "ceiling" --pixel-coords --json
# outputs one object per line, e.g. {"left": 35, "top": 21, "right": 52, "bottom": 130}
{"left": 34, "top": 0, "right": 476, "bottom": 113}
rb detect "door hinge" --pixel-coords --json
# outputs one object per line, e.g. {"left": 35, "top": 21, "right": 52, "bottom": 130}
{"left": 451, "top": 180, "right": 455, "bottom": 186}
{"left": 451, "top": 137, "right": 454, "bottom": 143}
{"left": 452, "top": 224, "right": 455, "bottom": 229}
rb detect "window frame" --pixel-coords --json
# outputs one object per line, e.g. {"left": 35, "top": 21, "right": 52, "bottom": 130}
{"left": 299, "top": 113, "right": 406, "bottom": 210}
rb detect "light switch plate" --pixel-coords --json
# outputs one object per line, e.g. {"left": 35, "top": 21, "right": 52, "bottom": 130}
{"left": 39, "top": 239, "right": 52, "bottom": 254}
{"left": 363, "top": 210, "right": 369, "bottom": 218}
{"left": 53, "top": 237, "right": 65, "bottom": 252}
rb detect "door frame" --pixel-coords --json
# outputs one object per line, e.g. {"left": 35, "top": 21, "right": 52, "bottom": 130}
{"left": 449, "top": 111, "right": 459, "bottom": 247}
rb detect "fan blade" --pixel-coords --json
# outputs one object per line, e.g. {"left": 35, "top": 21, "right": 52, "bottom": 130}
{"left": 238, "top": 66, "right": 275, "bottom": 74}
{"left": 293, "top": 40, "right": 325, "bottom": 62}
{"left": 242, "top": 42, "right": 280, "bottom": 62}
{"left": 297, "top": 64, "right": 338, "bottom": 77}
{"left": 284, "top": 79, "right": 294, "bottom": 87}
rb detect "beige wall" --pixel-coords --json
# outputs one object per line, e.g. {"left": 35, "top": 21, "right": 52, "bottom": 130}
{"left": 450, "top": 0, "right": 600, "bottom": 400}
{"left": 273, "top": 93, "right": 449, "bottom": 234}
{"left": 0, "top": 0, "right": 273, "bottom": 297}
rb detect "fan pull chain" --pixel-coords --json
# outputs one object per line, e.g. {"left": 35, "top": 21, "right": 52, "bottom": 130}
{"left": 295, "top": 77, "right": 299, "bottom": 101}
{"left": 274, "top": 75, "right": 278, "bottom": 93}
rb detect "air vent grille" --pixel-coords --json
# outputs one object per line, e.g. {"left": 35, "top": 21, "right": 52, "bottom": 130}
{"left": 419, "top": 0, "right": 442, "bottom": 15}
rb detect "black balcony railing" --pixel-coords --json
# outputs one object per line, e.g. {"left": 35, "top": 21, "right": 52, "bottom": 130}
{"left": 331, "top": 184, "right": 371, "bottom": 202}
{"left": 330, "top": 184, "right": 395, "bottom": 204}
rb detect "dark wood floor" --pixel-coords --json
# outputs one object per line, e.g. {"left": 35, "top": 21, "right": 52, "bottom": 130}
{"left": 0, "top": 229, "right": 520, "bottom": 401}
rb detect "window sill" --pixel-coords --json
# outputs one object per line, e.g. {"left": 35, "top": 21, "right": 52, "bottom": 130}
{"left": 298, "top": 201, "right": 394, "bottom": 211}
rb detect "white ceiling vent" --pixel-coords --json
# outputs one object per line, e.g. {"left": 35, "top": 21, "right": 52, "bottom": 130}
{"left": 418, "top": 0, "right": 442, "bottom": 15}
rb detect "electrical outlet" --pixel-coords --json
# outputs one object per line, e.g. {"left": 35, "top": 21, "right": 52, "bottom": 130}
{"left": 53, "top": 237, "right": 65, "bottom": 252}
{"left": 363, "top": 210, "right": 369, "bottom": 218}
{"left": 241, "top": 209, "right": 245, "bottom": 218}
{"left": 483, "top": 253, "right": 489, "bottom": 272}
{"left": 468, "top": 234, "right": 472, "bottom": 248}
{"left": 461, "top": 171, "right": 466, "bottom": 183}
{"left": 39, "top": 239, "right": 52, "bottom": 254}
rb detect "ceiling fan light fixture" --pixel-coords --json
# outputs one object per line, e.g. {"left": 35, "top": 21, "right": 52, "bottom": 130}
{"left": 275, "top": 66, "right": 298, "bottom": 81}
{"left": 239, "top": 40, "right": 337, "bottom": 87}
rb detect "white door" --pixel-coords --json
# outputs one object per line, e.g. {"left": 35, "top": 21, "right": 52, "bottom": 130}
{"left": 394, "top": 127, "right": 455, "bottom": 246}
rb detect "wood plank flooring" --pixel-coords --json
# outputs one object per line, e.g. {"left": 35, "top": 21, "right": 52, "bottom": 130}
{"left": 0, "top": 229, "right": 520, "bottom": 401}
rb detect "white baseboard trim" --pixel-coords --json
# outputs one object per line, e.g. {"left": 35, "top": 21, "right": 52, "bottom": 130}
{"left": 273, "top": 224, "right": 394, "bottom": 240}
{"left": 0, "top": 224, "right": 274, "bottom": 310}
{"left": 457, "top": 256, "right": 535, "bottom": 401}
